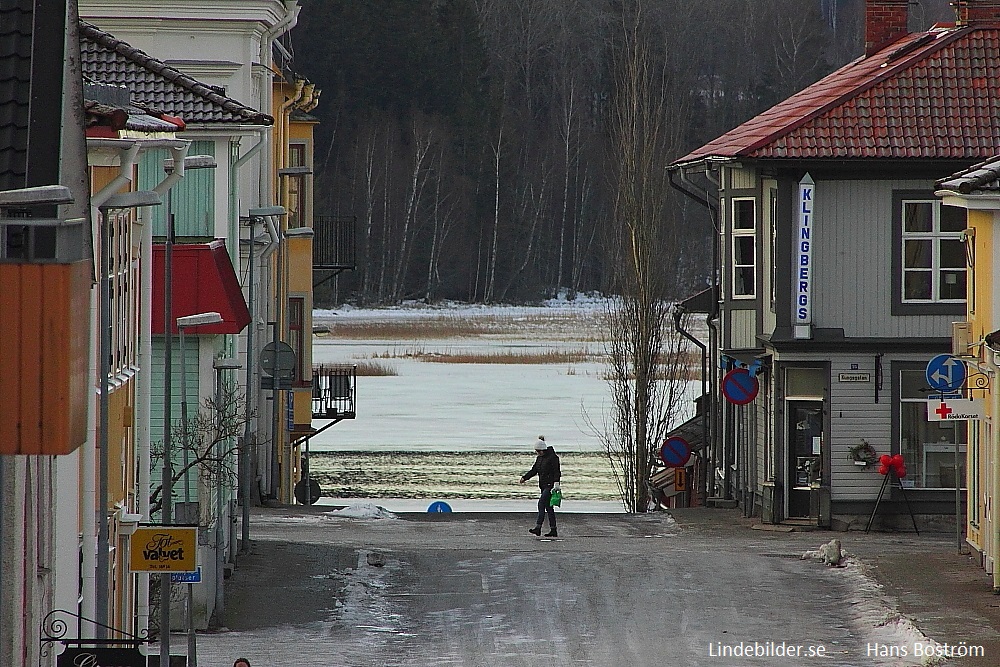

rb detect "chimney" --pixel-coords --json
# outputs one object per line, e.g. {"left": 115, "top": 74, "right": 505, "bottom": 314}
{"left": 866, "top": 0, "right": 910, "bottom": 57}
{"left": 953, "top": 0, "right": 1000, "bottom": 26}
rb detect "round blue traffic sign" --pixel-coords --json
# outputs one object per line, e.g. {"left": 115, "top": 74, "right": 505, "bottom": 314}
{"left": 925, "top": 354, "right": 965, "bottom": 393}
{"left": 427, "top": 501, "right": 452, "bottom": 513}
{"left": 660, "top": 437, "right": 692, "bottom": 469}
{"left": 722, "top": 368, "right": 759, "bottom": 405}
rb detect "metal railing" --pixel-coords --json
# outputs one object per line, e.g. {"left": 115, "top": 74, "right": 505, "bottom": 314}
{"left": 311, "top": 364, "right": 357, "bottom": 420}
{"left": 313, "top": 215, "right": 356, "bottom": 270}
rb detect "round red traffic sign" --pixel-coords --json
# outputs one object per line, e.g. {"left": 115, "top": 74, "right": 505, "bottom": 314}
{"left": 660, "top": 436, "right": 692, "bottom": 468}
{"left": 722, "top": 368, "right": 759, "bottom": 405}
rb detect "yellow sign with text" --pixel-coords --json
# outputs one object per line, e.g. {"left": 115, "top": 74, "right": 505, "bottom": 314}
{"left": 129, "top": 527, "right": 198, "bottom": 572}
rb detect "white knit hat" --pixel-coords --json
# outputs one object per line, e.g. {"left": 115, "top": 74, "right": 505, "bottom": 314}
{"left": 534, "top": 436, "right": 546, "bottom": 451}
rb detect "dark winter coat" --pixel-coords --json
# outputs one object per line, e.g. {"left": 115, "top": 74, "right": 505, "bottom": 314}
{"left": 521, "top": 447, "right": 561, "bottom": 489}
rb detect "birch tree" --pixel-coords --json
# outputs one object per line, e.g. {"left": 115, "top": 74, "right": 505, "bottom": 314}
{"left": 601, "top": 0, "right": 691, "bottom": 513}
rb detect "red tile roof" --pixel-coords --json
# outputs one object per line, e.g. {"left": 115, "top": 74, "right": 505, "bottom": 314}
{"left": 673, "top": 24, "right": 1000, "bottom": 166}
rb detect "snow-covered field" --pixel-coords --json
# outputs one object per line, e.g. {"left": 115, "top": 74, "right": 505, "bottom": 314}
{"left": 310, "top": 295, "right": 700, "bottom": 454}
{"left": 316, "top": 296, "right": 602, "bottom": 454}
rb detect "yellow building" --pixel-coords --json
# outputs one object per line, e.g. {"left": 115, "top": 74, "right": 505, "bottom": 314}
{"left": 937, "top": 158, "right": 1000, "bottom": 593}
{"left": 272, "top": 73, "right": 321, "bottom": 502}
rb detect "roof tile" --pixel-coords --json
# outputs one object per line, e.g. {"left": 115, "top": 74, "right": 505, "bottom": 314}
{"left": 79, "top": 21, "right": 272, "bottom": 127}
{"left": 674, "top": 25, "right": 1000, "bottom": 165}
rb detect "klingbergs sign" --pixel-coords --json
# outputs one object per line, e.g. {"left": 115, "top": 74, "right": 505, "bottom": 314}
{"left": 793, "top": 173, "right": 814, "bottom": 339}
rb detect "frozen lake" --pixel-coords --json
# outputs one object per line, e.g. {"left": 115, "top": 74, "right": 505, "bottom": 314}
{"left": 310, "top": 298, "right": 701, "bottom": 455}
{"left": 305, "top": 299, "right": 701, "bottom": 503}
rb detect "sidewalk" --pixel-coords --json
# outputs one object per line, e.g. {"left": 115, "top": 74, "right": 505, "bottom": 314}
{"left": 668, "top": 507, "right": 1000, "bottom": 665}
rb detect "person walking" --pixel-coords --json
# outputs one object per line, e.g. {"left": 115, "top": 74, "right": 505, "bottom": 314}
{"left": 519, "top": 435, "right": 561, "bottom": 537}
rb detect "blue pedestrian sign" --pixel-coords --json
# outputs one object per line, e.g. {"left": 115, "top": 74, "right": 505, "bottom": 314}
{"left": 925, "top": 354, "right": 966, "bottom": 393}
{"left": 660, "top": 437, "right": 692, "bottom": 469}
{"left": 427, "top": 501, "right": 452, "bottom": 513}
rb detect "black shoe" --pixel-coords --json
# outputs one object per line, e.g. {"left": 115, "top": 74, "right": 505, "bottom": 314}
{"left": 544, "top": 530, "right": 557, "bottom": 537}
{"left": 529, "top": 527, "right": 541, "bottom": 536}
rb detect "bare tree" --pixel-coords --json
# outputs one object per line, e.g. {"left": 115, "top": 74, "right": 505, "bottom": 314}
{"left": 149, "top": 380, "right": 252, "bottom": 518}
{"left": 600, "top": 0, "right": 690, "bottom": 513}
{"left": 391, "top": 117, "right": 435, "bottom": 302}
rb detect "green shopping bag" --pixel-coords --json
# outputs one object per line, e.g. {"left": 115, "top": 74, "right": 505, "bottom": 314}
{"left": 549, "top": 488, "right": 563, "bottom": 507}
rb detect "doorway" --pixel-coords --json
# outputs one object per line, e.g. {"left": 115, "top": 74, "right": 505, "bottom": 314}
{"left": 788, "top": 400, "right": 823, "bottom": 518}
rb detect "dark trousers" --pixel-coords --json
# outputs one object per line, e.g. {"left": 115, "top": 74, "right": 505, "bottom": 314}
{"left": 536, "top": 487, "right": 556, "bottom": 530}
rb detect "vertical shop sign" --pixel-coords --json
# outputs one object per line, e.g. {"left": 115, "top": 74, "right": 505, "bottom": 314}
{"left": 794, "top": 173, "right": 814, "bottom": 339}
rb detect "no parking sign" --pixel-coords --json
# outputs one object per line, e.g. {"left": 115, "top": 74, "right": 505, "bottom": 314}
{"left": 722, "top": 368, "right": 759, "bottom": 405}
{"left": 660, "top": 436, "right": 692, "bottom": 469}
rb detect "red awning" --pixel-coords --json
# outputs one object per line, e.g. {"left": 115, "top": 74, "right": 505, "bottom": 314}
{"left": 152, "top": 240, "right": 251, "bottom": 335}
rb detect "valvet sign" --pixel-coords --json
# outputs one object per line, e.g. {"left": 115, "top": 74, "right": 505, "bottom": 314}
{"left": 794, "top": 173, "right": 814, "bottom": 339}
{"left": 129, "top": 526, "right": 197, "bottom": 572}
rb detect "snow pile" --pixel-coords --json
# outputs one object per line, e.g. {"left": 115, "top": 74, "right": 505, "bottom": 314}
{"left": 839, "top": 557, "right": 946, "bottom": 666}
{"left": 800, "top": 538, "right": 843, "bottom": 566}
{"left": 325, "top": 502, "right": 398, "bottom": 520}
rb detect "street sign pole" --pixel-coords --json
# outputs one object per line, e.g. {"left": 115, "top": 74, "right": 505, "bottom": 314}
{"left": 925, "top": 354, "right": 969, "bottom": 554}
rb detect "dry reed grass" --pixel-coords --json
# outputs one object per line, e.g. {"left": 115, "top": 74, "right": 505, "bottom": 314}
{"left": 367, "top": 348, "right": 596, "bottom": 364}
{"left": 420, "top": 349, "right": 594, "bottom": 364}
{"left": 316, "top": 311, "right": 607, "bottom": 340}
{"left": 354, "top": 360, "right": 398, "bottom": 376}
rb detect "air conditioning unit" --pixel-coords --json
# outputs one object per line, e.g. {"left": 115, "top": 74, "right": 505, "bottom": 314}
{"left": 952, "top": 321, "right": 971, "bottom": 357}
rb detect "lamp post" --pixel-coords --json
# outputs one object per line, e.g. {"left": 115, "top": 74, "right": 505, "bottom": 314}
{"left": 212, "top": 357, "right": 241, "bottom": 621}
{"left": 176, "top": 311, "right": 223, "bottom": 667}
{"left": 96, "top": 190, "right": 161, "bottom": 638}
{"left": 242, "top": 206, "right": 285, "bottom": 554}
{"left": 159, "top": 155, "right": 215, "bottom": 667}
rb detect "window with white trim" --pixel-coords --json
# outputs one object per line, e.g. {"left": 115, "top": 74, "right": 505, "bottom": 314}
{"left": 901, "top": 200, "right": 966, "bottom": 303}
{"left": 731, "top": 197, "right": 756, "bottom": 298}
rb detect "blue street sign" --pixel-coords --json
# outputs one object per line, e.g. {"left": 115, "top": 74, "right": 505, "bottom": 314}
{"left": 170, "top": 566, "right": 202, "bottom": 584}
{"left": 925, "top": 354, "right": 966, "bottom": 393}
{"left": 660, "top": 437, "right": 692, "bottom": 469}
{"left": 427, "top": 501, "right": 452, "bottom": 513}
{"left": 722, "top": 368, "right": 759, "bottom": 405}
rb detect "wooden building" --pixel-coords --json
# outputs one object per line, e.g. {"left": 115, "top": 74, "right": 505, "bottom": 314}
{"left": 670, "top": 0, "right": 1000, "bottom": 528}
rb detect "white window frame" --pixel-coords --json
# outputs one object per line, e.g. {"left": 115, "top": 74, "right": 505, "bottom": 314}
{"left": 731, "top": 197, "right": 756, "bottom": 299}
{"left": 900, "top": 199, "right": 966, "bottom": 304}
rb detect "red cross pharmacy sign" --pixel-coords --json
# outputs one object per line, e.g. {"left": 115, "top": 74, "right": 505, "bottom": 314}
{"left": 927, "top": 399, "right": 984, "bottom": 421}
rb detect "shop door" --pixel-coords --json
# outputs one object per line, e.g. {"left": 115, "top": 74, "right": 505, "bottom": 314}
{"left": 788, "top": 401, "right": 823, "bottom": 518}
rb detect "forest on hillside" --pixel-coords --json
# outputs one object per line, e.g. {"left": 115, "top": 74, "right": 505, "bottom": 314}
{"left": 293, "top": 0, "right": 953, "bottom": 307}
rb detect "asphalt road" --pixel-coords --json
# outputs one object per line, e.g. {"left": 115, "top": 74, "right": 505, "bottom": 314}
{"left": 191, "top": 507, "right": 990, "bottom": 667}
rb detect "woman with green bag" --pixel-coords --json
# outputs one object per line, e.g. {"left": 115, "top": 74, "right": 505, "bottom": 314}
{"left": 519, "top": 436, "right": 561, "bottom": 537}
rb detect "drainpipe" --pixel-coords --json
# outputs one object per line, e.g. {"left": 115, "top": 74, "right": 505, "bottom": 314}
{"left": 128, "top": 143, "right": 190, "bottom": 636}
{"left": 669, "top": 165, "right": 723, "bottom": 499}
{"left": 81, "top": 139, "right": 140, "bottom": 636}
{"left": 987, "top": 345, "right": 1000, "bottom": 593}
{"left": 134, "top": 203, "right": 154, "bottom": 637}
{"left": 232, "top": 129, "right": 271, "bottom": 551}
{"left": 674, "top": 306, "right": 708, "bottom": 506}
{"left": 91, "top": 143, "right": 141, "bottom": 209}
{"left": 259, "top": 2, "right": 301, "bottom": 69}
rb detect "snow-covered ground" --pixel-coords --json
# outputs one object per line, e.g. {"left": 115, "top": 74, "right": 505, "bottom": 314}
{"left": 310, "top": 295, "right": 701, "bottom": 454}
